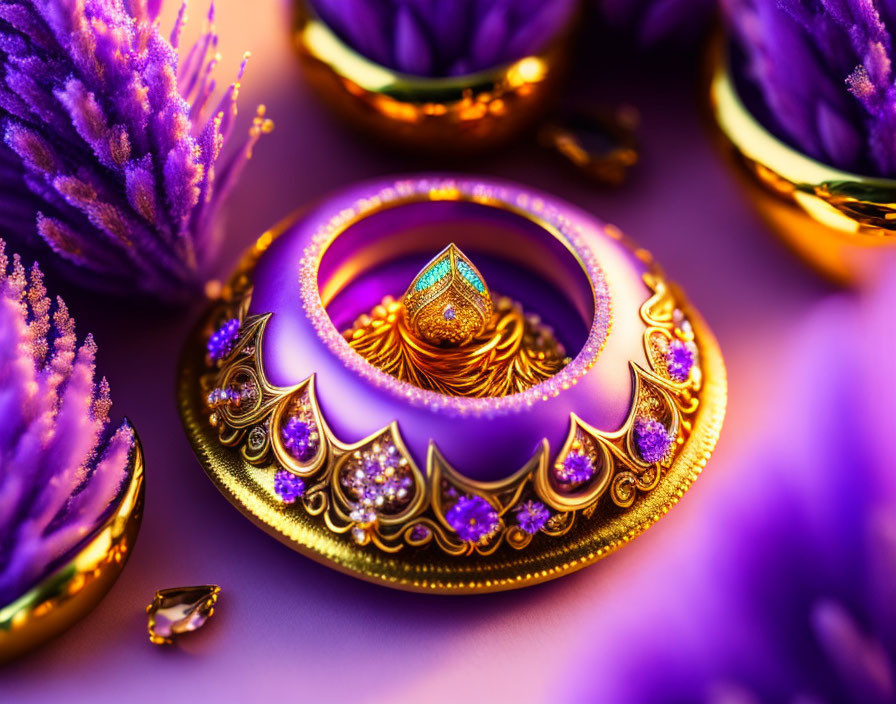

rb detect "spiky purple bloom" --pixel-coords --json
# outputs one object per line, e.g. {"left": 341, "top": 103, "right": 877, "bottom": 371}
{"left": 445, "top": 494, "right": 499, "bottom": 542}
{"left": 665, "top": 339, "right": 695, "bottom": 381}
{"left": 600, "top": 0, "right": 717, "bottom": 46}
{"left": 207, "top": 318, "right": 240, "bottom": 361}
{"left": 0, "top": 239, "right": 134, "bottom": 607}
{"left": 281, "top": 417, "right": 316, "bottom": 462}
{"left": 725, "top": 0, "right": 896, "bottom": 175}
{"left": 633, "top": 417, "right": 673, "bottom": 463}
{"left": 273, "top": 469, "right": 305, "bottom": 504}
{"left": 564, "top": 269, "right": 896, "bottom": 704}
{"left": 0, "top": 1, "right": 271, "bottom": 299}
{"left": 309, "top": 0, "right": 577, "bottom": 77}
{"left": 556, "top": 451, "right": 594, "bottom": 484}
{"left": 515, "top": 500, "right": 550, "bottom": 534}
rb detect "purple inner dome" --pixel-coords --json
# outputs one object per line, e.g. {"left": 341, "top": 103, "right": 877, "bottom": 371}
{"left": 309, "top": 0, "right": 577, "bottom": 78}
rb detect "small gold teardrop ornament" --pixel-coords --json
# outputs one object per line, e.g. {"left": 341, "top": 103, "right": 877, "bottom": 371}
{"left": 402, "top": 243, "right": 493, "bottom": 346}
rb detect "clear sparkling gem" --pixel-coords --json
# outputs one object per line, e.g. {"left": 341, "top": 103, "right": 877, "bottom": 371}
{"left": 247, "top": 426, "right": 266, "bottom": 450}
{"left": 146, "top": 585, "right": 220, "bottom": 646}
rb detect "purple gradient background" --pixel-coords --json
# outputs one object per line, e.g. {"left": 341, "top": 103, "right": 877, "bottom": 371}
{"left": 0, "top": 2, "right": 850, "bottom": 702}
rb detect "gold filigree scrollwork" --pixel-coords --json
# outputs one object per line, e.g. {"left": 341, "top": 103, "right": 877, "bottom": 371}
{"left": 429, "top": 443, "right": 544, "bottom": 555}
{"left": 200, "top": 270, "right": 704, "bottom": 556}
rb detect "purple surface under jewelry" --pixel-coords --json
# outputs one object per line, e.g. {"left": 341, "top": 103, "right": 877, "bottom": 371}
{"left": 0, "top": 2, "right": 835, "bottom": 702}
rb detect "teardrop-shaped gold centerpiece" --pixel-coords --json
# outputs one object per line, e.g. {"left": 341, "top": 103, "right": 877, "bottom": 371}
{"left": 342, "top": 244, "right": 569, "bottom": 397}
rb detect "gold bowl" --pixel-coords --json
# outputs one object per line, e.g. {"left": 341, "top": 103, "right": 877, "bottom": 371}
{"left": 0, "top": 436, "right": 145, "bottom": 663}
{"left": 292, "top": 2, "right": 572, "bottom": 155}
{"left": 709, "top": 41, "right": 896, "bottom": 285}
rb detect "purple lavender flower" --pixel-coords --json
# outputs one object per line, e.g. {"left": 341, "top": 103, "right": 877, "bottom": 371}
{"left": 281, "top": 417, "right": 316, "bottom": 462}
{"left": 725, "top": 0, "right": 896, "bottom": 175}
{"left": 600, "top": 0, "right": 718, "bottom": 46}
{"left": 556, "top": 451, "right": 595, "bottom": 484}
{"left": 0, "top": 239, "right": 134, "bottom": 606}
{"left": 563, "top": 269, "right": 896, "bottom": 704}
{"left": 0, "top": 1, "right": 271, "bottom": 299}
{"left": 445, "top": 494, "right": 499, "bottom": 542}
{"left": 273, "top": 469, "right": 305, "bottom": 504}
{"left": 633, "top": 417, "right": 673, "bottom": 463}
{"left": 665, "top": 339, "right": 695, "bottom": 381}
{"left": 309, "top": 0, "right": 577, "bottom": 77}
{"left": 515, "top": 500, "right": 550, "bottom": 534}
{"left": 207, "top": 318, "right": 240, "bottom": 361}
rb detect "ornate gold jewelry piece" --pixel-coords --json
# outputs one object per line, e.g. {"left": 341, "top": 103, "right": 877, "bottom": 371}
{"left": 343, "top": 244, "right": 568, "bottom": 397}
{"left": 147, "top": 585, "right": 221, "bottom": 645}
{"left": 177, "top": 177, "right": 727, "bottom": 593}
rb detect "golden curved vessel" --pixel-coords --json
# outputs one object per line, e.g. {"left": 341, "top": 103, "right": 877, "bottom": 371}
{"left": 709, "top": 39, "right": 896, "bottom": 285}
{"left": 0, "top": 436, "right": 145, "bottom": 663}
{"left": 292, "top": 1, "right": 571, "bottom": 155}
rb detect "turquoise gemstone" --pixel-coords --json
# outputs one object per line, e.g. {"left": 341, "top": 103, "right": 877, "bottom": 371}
{"left": 415, "top": 257, "right": 450, "bottom": 291}
{"left": 456, "top": 259, "right": 485, "bottom": 294}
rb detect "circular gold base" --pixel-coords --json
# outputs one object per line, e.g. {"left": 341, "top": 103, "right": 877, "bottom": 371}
{"left": 0, "top": 439, "right": 145, "bottom": 662}
{"left": 177, "top": 301, "right": 726, "bottom": 594}
{"left": 708, "top": 37, "right": 896, "bottom": 286}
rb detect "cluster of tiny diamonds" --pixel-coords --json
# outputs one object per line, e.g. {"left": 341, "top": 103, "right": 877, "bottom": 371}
{"left": 298, "top": 178, "right": 613, "bottom": 417}
{"left": 340, "top": 440, "right": 414, "bottom": 524}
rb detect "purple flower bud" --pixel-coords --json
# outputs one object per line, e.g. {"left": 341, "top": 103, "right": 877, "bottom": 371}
{"left": 725, "top": 0, "right": 896, "bottom": 176}
{"left": 0, "top": 1, "right": 271, "bottom": 300}
{"left": 0, "top": 239, "right": 134, "bottom": 606}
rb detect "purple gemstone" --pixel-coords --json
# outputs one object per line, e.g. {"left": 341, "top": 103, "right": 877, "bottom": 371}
{"left": 633, "top": 417, "right": 673, "bottom": 464}
{"left": 557, "top": 451, "right": 594, "bottom": 484}
{"left": 666, "top": 339, "right": 695, "bottom": 382}
{"left": 445, "top": 495, "right": 499, "bottom": 542}
{"left": 409, "top": 524, "right": 431, "bottom": 541}
{"left": 274, "top": 469, "right": 305, "bottom": 504}
{"left": 515, "top": 500, "right": 550, "bottom": 534}
{"left": 443, "top": 305, "right": 456, "bottom": 320}
{"left": 363, "top": 457, "right": 382, "bottom": 478}
{"left": 281, "top": 417, "right": 317, "bottom": 462}
{"left": 207, "top": 318, "right": 240, "bottom": 361}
